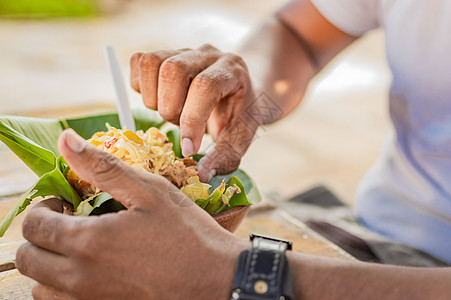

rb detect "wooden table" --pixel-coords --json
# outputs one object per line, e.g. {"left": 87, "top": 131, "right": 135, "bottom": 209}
{"left": 0, "top": 129, "right": 353, "bottom": 299}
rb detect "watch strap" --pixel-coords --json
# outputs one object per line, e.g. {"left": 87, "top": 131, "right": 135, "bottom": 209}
{"left": 230, "top": 237, "right": 295, "bottom": 300}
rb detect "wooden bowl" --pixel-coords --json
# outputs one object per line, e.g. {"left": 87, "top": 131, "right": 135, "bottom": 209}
{"left": 60, "top": 196, "right": 250, "bottom": 233}
{"left": 212, "top": 205, "right": 251, "bottom": 232}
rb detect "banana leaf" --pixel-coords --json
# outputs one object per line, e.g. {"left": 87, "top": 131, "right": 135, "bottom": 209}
{"left": 166, "top": 129, "right": 182, "bottom": 158}
{"left": 0, "top": 117, "right": 59, "bottom": 176}
{"left": 0, "top": 108, "right": 261, "bottom": 237}
{"left": 0, "top": 156, "right": 82, "bottom": 236}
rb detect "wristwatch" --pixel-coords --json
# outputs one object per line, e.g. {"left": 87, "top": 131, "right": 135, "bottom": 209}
{"left": 230, "top": 234, "right": 295, "bottom": 300}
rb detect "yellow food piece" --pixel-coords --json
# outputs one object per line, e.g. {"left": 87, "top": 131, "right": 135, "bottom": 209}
{"left": 181, "top": 176, "right": 211, "bottom": 200}
{"left": 90, "top": 140, "right": 102, "bottom": 147}
{"left": 123, "top": 130, "right": 143, "bottom": 144}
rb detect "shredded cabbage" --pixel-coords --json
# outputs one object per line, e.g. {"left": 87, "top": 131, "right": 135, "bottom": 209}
{"left": 88, "top": 124, "right": 175, "bottom": 174}
{"left": 71, "top": 124, "right": 211, "bottom": 203}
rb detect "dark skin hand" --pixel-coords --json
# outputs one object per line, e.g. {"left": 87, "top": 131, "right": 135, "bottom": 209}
{"left": 129, "top": 0, "right": 355, "bottom": 184}
{"left": 130, "top": 44, "right": 258, "bottom": 182}
{"left": 16, "top": 0, "right": 451, "bottom": 299}
{"left": 16, "top": 129, "right": 249, "bottom": 300}
{"left": 16, "top": 130, "right": 451, "bottom": 300}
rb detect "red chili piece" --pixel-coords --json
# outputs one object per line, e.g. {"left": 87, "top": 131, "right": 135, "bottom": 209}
{"left": 104, "top": 138, "right": 118, "bottom": 149}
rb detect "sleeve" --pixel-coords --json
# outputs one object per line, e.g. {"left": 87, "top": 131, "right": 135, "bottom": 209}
{"left": 311, "top": 0, "right": 380, "bottom": 37}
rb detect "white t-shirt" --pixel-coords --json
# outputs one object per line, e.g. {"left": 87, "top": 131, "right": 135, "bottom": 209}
{"left": 311, "top": 0, "right": 451, "bottom": 263}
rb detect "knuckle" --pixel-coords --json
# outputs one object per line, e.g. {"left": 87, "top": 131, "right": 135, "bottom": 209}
{"left": 222, "top": 54, "right": 250, "bottom": 84}
{"left": 143, "top": 98, "right": 157, "bottom": 110}
{"left": 180, "top": 114, "right": 206, "bottom": 129}
{"left": 223, "top": 52, "right": 247, "bottom": 68}
{"left": 71, "top": 229, "right": 97, "bottom": 258}
{"left": 89, "top": 151, "right": 124, "bottom": 182}
{"left": 159, "top": 58, "right": 189, "bottom": 80}
{"left": 15, "top": 247, "right": 25, "bottom": 271}
{"left": 21, "top": 214, "right": 35, "bottom": 241}
{"left": 130, "top": 52, "right": 143, "bottom": 66}
{"left": 15, "top": 243, "right": 30, "bottom": 273}
{"left": 158, "top": 108, "right": 181, "bottom": 124}
{"left": 130, "top": 76, "right": 140, "bottom": 93}
{"left": 198, "top": 43, "right": 219, "bottom": 53}
{"left": 214, "top": 149, "right": 241, "bottom": 174}
{"left": 31, "top": 284, "right": 40, "bottom": 299}
{"left": 191, "top": 73, "right": 218, "bottom": 93}
{"left": 139, "top": 52, "right": 162, "bottom": 70}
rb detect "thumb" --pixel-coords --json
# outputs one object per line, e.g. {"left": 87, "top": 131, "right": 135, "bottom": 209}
{"left": 58, "top": 129, "right": 163, "bottom": 210}
{"left": 197, "top": 116, "right": 258, "bottom": 182}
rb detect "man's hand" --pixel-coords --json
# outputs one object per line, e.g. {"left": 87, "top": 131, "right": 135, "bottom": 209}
{"left": 130, "top": 44, "right": 259, "bottom": 182}
{"left": 15, "top": 129, "right": 248, "bottom": 300}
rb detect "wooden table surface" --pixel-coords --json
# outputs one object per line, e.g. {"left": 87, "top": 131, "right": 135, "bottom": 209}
{"left": 0, "top": 125, "right": 353, "bottom": 299}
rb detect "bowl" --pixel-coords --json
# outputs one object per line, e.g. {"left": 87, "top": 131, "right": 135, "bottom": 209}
{"left": 61, "top": 197, "right": 251, "bottom": 233}
{"left": 212, "top": 205, "right": 251, "bottom": 232}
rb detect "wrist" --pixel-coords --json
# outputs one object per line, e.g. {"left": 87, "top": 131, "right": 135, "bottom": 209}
{"left": 229, "top": 234, "right": 295, "bottom": 300}
{"left": 208, "top": 235, "right": 251, "bottom": 300}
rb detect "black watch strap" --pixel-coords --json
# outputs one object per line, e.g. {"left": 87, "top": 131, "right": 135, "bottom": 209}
{"left": 230, "top": 235, "right": 295, "bottom": 300}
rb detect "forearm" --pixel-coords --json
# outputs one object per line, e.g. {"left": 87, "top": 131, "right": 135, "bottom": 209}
{"left": 289, "top": 252, "right": 451, "bottom": 299}
{"left": 239, "top": 16, "right": 317, "bottom": 123}
{"left": 238, "top": 0, "right": 356, "bottom": 124}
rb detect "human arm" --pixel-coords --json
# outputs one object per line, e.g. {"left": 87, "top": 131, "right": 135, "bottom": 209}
{"left": 288, "top": 252, "right": 450, "bottom": 299}
{"left": 239, "top": 0, "right": 356, "bottom": 122}
{"left": 15, "top": 129, "right": 451, "bottom": 299}
{"left": 129, "top": 0, "right": 356, "bottom": 182}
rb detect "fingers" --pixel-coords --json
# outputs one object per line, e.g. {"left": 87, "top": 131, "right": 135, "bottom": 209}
{"left": 157, "top": 46, "right": 221, "bottom": 125}
{"left": 58, "top": 129, "right": 166, "bottom": 210}
{"left": 130, "top": 50, "right": 182, "bottom": 101}
{"left": 21, "top": 198, "right": 79, "bottom": 255}
{"left": 197, "top": 114, "right": 258, "bottom": 182}
{"left": 16, "top": 242, "right": 73, "bottom": 291}
{"left": 131, "top": 46, "right": 257, "bottom": 170}
{"left": 130, "top": 52, "right": 143, "bottom": 93}
{"left": 135, "top": 50, "right": 184, "bottom": 110}
{"left": 131, "top": 45, "right": 230, "bottom": 157}
{"left": 180, "top": 53, "right": 250, "bottom": 156}
{"left": 32, "top": 284, "right": 75, "bottom": 300}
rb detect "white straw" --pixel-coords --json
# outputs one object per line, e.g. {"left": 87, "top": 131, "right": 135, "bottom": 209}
{"left": 104, "top": 45, "right": 136, "bottom": 131}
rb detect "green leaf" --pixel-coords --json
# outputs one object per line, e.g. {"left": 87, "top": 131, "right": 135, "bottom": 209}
{"left": 90, "top": 199, "right": 126, "bottom": 215}
{"left": 225, "top": 176, "right": 253, "bottom": 209}
{"left": 0, "top": 186, "right": 34, "bottom": 237}
{"left": 131, "top": 108, "right": 165, "bottom": 131}
{"left": 0, "top": 108, "right": 261, "bottom": 235}
{"left": 0, "top": 0, "right": 98, "bottom": 18}
{"left": 166, "top": 129, "right": 182, "bottom": 158}
{"left": 208, "top": 169, "right": 261, "bottom": 208}
{"left": 91, "top": 192, "right": 114, "bottom": 210}
{"left": 74, "top": 199, "right": 94, "bottom": 216}
{"left": 62, "top": 108, "right": 164, "bottom": 139}
{"left": 195, "top": 175, "right": 257, "bottom": 214}
{"left": 0, "top": 156, "right": 81, "bottom": 237}
{"left": 0, "top": 117, "right": 58, "bottom": 177}
{"left": 0, "top": 115, "right": 62, "bottom": 155}
{"left": 200, "top": 181, "right": 225, "bottom": 213}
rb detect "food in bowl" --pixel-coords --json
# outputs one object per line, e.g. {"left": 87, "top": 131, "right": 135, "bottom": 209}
{"left": 68, "top": 124, "right": 243, "bottom": 216}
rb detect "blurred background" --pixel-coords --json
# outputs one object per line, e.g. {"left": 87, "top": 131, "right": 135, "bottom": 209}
{"left": 0, "top": 0, "right": 391, "bottom": 205}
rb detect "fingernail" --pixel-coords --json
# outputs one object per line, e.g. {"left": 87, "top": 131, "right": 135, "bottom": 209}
{"left": 182, "top": 138, "right": 194, "bottom": 157}
{"left": 207, "top": 169, "right": 216, "bottom": 182}
{"left": 64, "top": 129, "right": 86, "bottom": 153}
